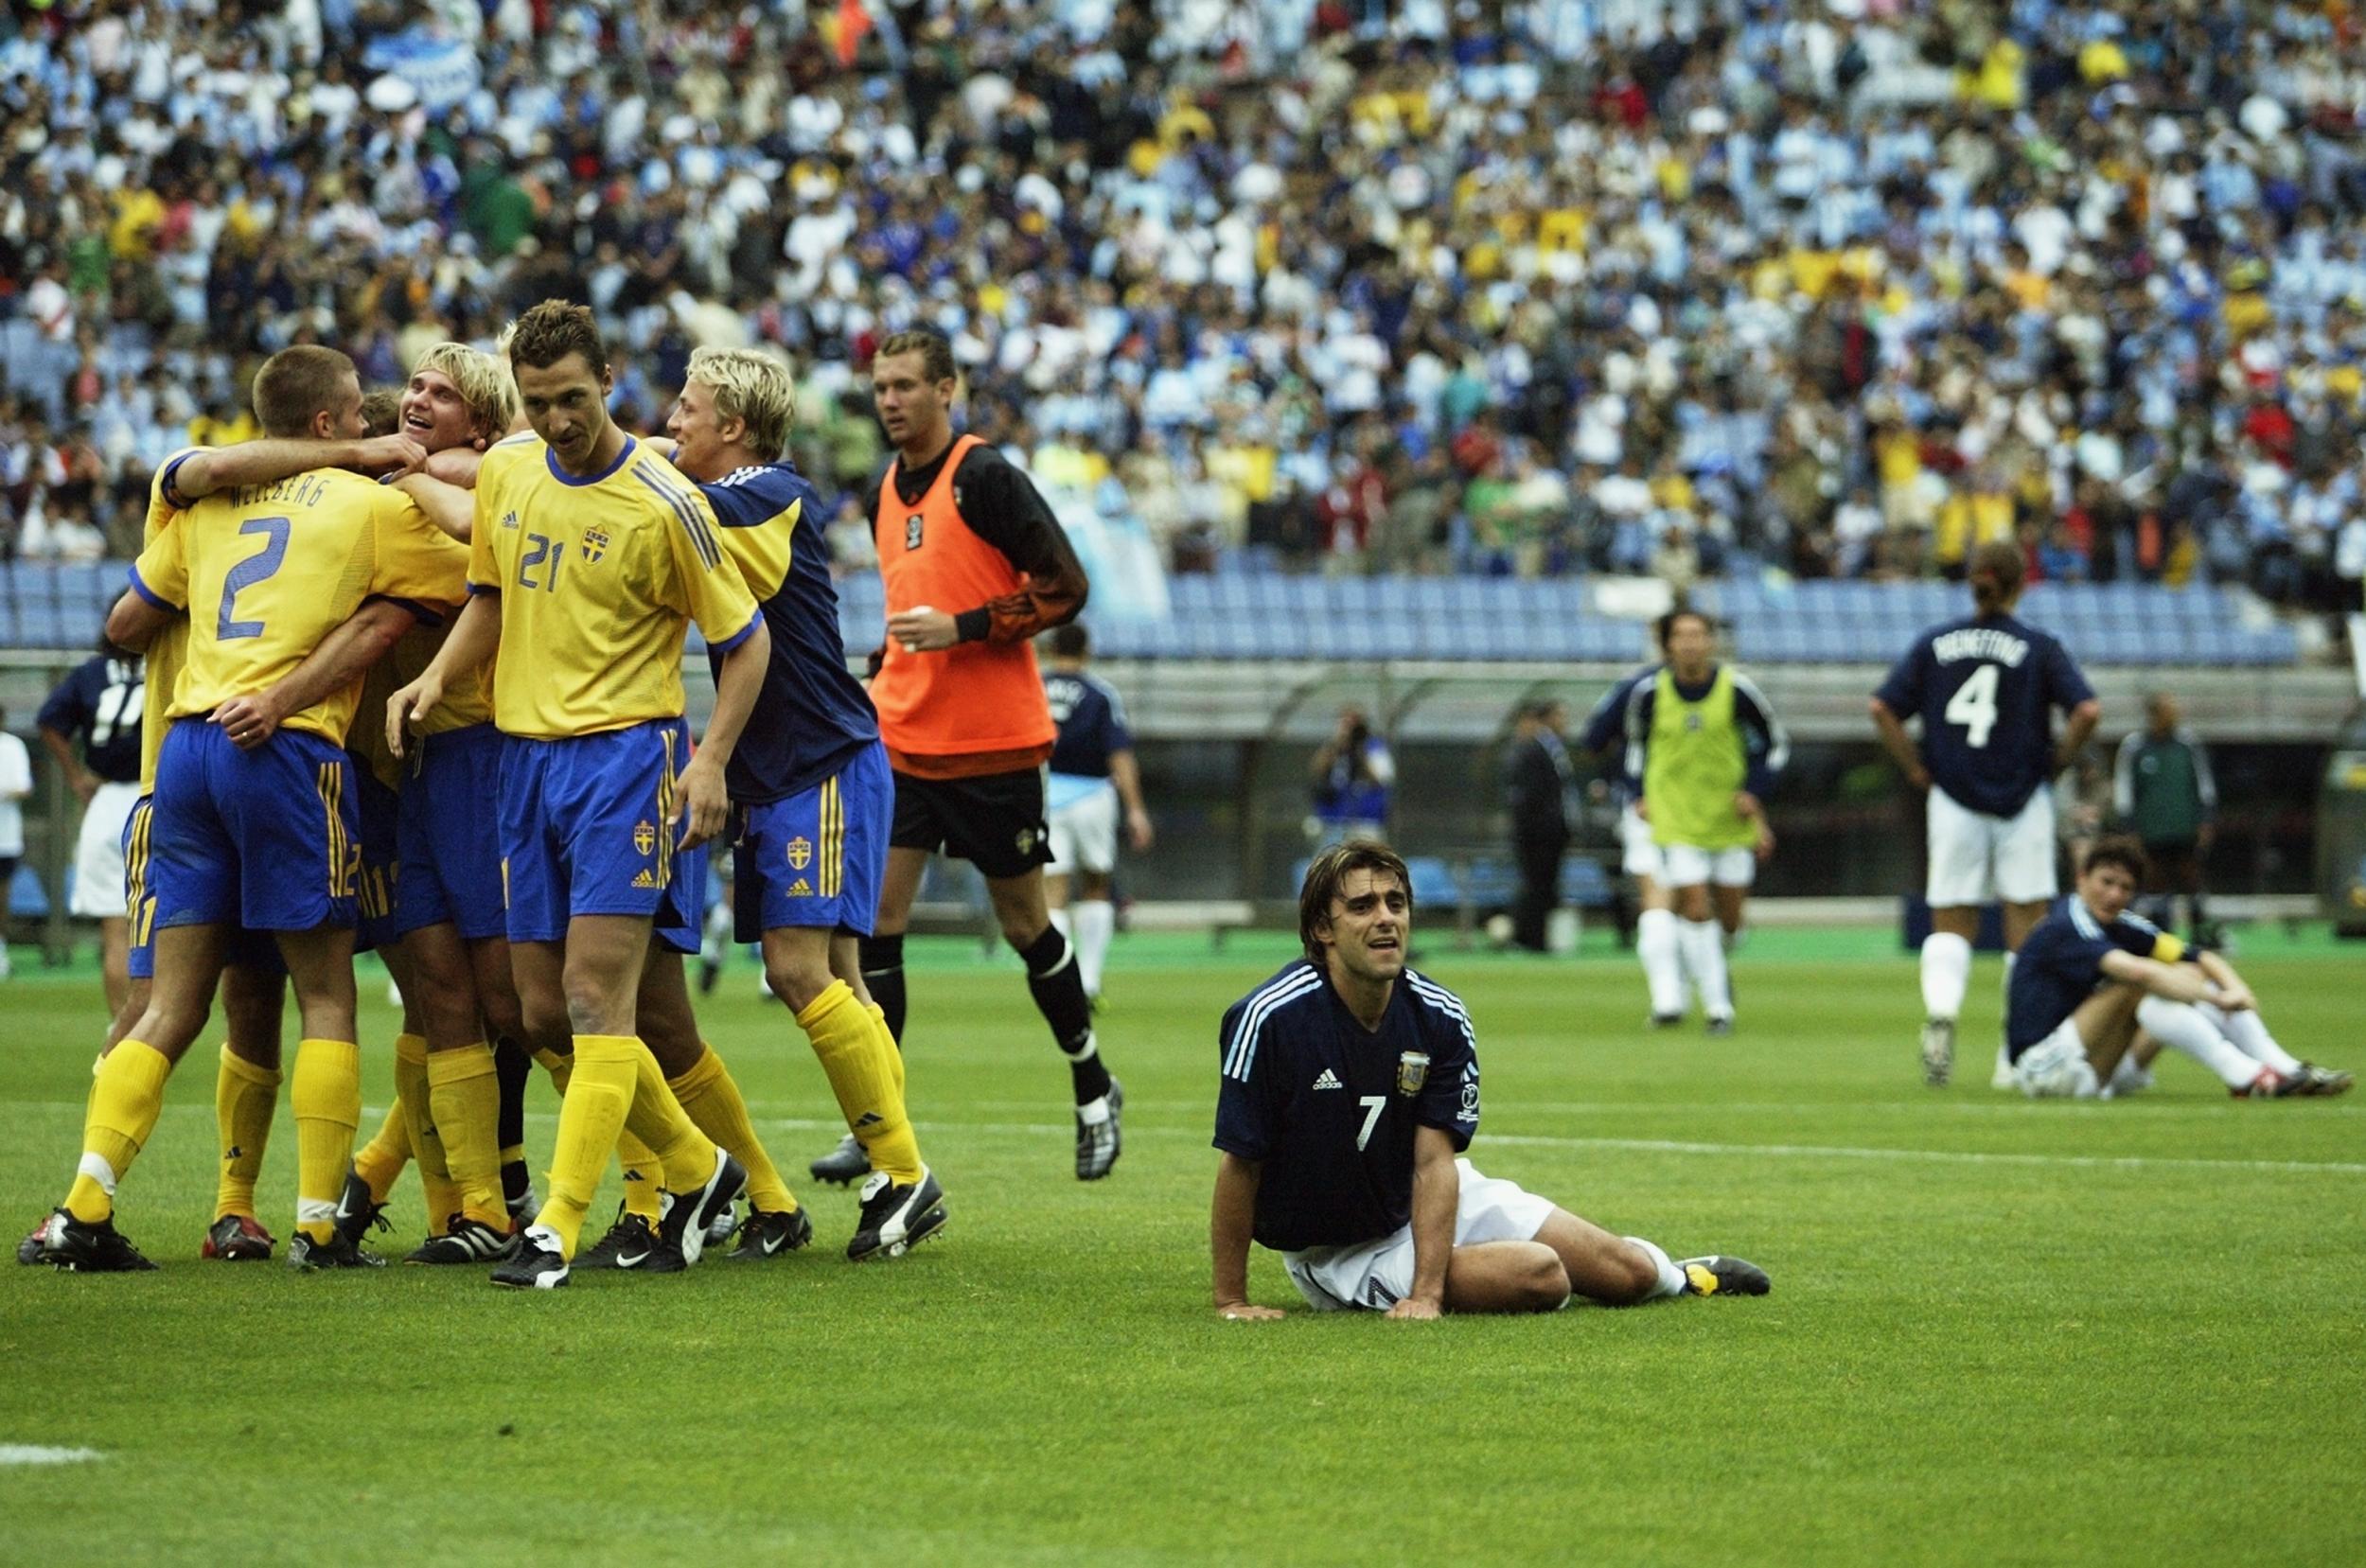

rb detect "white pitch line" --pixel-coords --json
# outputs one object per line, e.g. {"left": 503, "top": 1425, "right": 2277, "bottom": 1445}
{"left": 0, "top": 1446, "right": 102, "bottom": 1467}
{"left": 745, "top": 1116, "right": 2366, "bottom": 1177}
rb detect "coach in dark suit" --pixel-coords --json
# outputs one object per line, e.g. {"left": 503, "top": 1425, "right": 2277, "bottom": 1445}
{"left": 1504, "top": 698, "right": 1574, "bottom": 952}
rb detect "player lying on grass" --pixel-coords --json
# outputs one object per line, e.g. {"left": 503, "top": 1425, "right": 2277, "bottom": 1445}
{"left": 2004, "top": 837, "right": 2351, "bottom": 1100}
{"left": 1209, "top": 840, "right": 1770, "bottom": 1318}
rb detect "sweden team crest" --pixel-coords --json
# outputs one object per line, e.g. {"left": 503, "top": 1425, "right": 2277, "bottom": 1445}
{"left": 633, "top": 819, "right": 657, "bottom": 856}
{"left": 786, "top": 836, "right": 813, "bottom": 871}
{"left": 1395, "top": 1050, "right": 1430, "bottom": 1097}
{"left": 580, "top": 525, "right": 610, "bottom": 562}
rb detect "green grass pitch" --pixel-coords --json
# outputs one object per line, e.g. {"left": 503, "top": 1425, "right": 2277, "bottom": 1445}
{"left": 2, "top": 926, "right": 2360, "bottom": 1566}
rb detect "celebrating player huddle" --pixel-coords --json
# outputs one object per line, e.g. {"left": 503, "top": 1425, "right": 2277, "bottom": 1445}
{"left": 33, "top": 309, "right": 1076, "bottom": 1284}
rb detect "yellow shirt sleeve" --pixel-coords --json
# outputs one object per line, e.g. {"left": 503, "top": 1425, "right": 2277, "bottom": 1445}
{"left": 468, "top": 459, "right": 505, "bottom": 593}
{"left": 661, "top": 475, "right": 760, "bottom": 650}
{"left": 367, "top": 488, "right": 470, "bottom": 616}
{"left": 132, "top": 514, "right": 190, "bottom": 610}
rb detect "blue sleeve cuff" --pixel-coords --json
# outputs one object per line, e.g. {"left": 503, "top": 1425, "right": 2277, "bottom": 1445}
{"left": 708, "top": 609, "right": 762, "bottom": 657}
{"left": 466, "top": 581, "right": 502, "bottom": 596}
{"left": 127, "top": 565, "right": 176, "bottom": 611}
{"left": 365, "top": 595, "right": 443, "bottom": 627}
{"left": 158, "top": 451, "right": 196, "bottom": 511}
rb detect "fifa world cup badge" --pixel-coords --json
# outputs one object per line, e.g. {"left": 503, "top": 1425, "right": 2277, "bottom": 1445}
{"left": 905, "top": 514, "right": 925, "bottom": 550}
{"left": 1395, "top": 1051, "right": 1431, "bottom": 1097}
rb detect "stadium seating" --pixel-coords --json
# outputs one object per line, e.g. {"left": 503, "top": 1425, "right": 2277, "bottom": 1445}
{"left": 1, "top": 562, "right": 2297, "bottom": 669}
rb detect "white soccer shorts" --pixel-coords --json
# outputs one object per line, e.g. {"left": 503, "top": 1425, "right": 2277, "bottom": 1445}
{"left": 1927, "top": 786, "right": 2057, "bottom": 907}
{"left": 1619, "top": 803, "right": 1662, "bottom": 880}
{"left": 1281, "top": 1159, "right": 1556, "bottom": 1312}
{"left": 70, "top": 781, "right": 143, "bottom": 919}
{"left": 1658, "top": 842, "right": 1756, "bottom": 890}
{"left": 1047, "top": 784, "right": 1119, "bottom": 877}
{"left": 2012, "top": 1020, "right": 2100, "bottom": 1100}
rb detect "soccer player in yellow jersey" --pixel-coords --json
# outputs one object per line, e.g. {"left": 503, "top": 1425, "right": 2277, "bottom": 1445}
{"left": 16, "top": 414, "right": 430, "bottom": 1268}
{"left": 37, "top": 345, "right": 465, "bottom": 1272}
{"left": 216, "top": 346, "right": 534, "bottom": 1263}
{"left": 387, "top": 301, "right": 772, "bottom": 1289}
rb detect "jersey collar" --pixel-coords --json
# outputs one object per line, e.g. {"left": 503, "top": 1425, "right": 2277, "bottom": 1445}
{"left": 546, "top": 434, "right": 636, "bottom": 487}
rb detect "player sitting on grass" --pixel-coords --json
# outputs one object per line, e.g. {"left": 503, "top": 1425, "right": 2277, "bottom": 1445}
{"left": 2004, "top": 837, "right": 2352, "bottom": 1100}
{"left": 1209, "top": 840, "right": 1770, "bottom": 1318}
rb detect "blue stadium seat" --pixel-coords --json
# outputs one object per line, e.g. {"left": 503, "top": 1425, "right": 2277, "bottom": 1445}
{"left": 1559, "top": 855, "right": 1614, "bottom": 909}
{"left": 8, "top": 864, "right": 47, "bottom": 919}
{"left": 1404, "top": 856, "right": 1458, "bottom": 909}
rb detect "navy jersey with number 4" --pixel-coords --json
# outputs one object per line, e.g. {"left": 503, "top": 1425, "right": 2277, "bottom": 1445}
{"left": 36, "top": 654, "right": 145, "bottom": 785}
{"left": 1213, "top": 961, "right": 1481, "bottom": 1252}
{"left": 696, "top": 461, "right": 879, "bottom": 803}
{"left": 1875, "top": 613, "right": 2093, "bottom": 818}
{"left": 2006, "top": 898, "right": 2191, "bottom": 1058}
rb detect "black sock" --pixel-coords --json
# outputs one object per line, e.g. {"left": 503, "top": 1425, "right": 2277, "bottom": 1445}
{"left": 1016, "top": 925, "right": 1111, "bottom": 1103}
{"left": 858, "top": 933, "right": 907, "bottom": 1046}
{"left": 493, "top": 1035, "right": 532, "bottom": 1203}
{"left": 494, "top": 1034, "right": 529, "bottom": 1151}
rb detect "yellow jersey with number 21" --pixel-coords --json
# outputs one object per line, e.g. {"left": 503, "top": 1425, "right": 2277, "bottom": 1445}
{"left": 468, "top": 432, "right": 760, "bottom": 741}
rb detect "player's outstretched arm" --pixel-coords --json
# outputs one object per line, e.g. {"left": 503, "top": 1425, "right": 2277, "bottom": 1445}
{"left": 1210, "top": 1154, "right": 1281, "bottom": 1320}
{"left": 393, "top": 473, "right": 476, "bottom": 543}
{"left": 675, "top": 620, "right": 771, "bottom": 851}
{"left": 1112, "top": 748, "right": 1155, "bottom": 851}
{"left": 385, "top": 593, "right": 501, "bottom": 758}
{"left": 169, "top": 435, "right": 426, "bottom": 502}
{"left": 1868, "top": 698, "right": 1931, "bottom": 791}
{"left": 1386, "top": 1127, "right": 1458, "bottom": 1321}
{"left": 212, "top": 598, "right": 422, "bottom": 750}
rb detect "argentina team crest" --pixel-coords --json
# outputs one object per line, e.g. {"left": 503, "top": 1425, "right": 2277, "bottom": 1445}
{"left": 905, "top": 514, "right": 925, "bottom": 549}
{"left": 786, "top": 836, "right": 813, "bottom": 872}
{"left": 1395, "top": 1050, "right": 1431, "bottom": 1097}
{"left": 633, "top": 819, "right": 657, "bottom": 856}
{"left": 580, "top": 525, "right": 610, "bottom": 562}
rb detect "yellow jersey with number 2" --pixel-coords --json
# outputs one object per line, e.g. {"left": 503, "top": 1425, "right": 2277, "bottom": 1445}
{"left": 130, "top": 467, "right": 467, "bottom": 746}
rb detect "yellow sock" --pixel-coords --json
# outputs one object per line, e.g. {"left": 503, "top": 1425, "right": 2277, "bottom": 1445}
{"left": 65, "top": 1039, "right": 174, "bottom": 1223}
{"left": 670, "top": 1045, "right": 796, "bottom": 1214}
{"left": 616, "top": 1130, "right": 663, "bottom": 1223}
{"left": 621, "top": 1040, "right": 720, "bottom": 1198}
{"left": 352, "top": 1102, "right": 411, "bottom": 1202}
{"left": 803, "top": 982, "right": 924, "bottom": 1184}
{"left": 390, "top": 1032, "right": 460, "bottom": 1233}
{"left": 866, "top": 1001, "right": 906, "bottom": 1097}
{"left": 290, "top": 1038, "right": 362, "bottom": 1245}
{"left": 427, "top": 1043, "right": 506, "bottom": 1228}
{"left": 539, "top": 1034, "right": 637, "bottom": 1258}
{"left": 213, "top": 1046, "right": 281, "bottom": 1223}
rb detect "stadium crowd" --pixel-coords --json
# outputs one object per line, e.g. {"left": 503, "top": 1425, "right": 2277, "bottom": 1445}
{"left": 7, "top": 0, "right": 2366, "bottom": 612}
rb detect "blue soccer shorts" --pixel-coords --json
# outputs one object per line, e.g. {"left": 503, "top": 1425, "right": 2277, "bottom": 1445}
{"left": 123, "top": 793, "right": 156, "bottom": 979}
{"left": 497, "top": 718, "right": 697, "bottom": 944}
{"left": 393, "top": 723, "right": 509, "bottom": 943}
{"left": 733, "top": 739, "right": 889, "bottom": 942}
{"left": 149, "top": 720, "right": 360, "bottom": 934}
{"left": 352, "top": 758, "right": 402, "bottom": 954}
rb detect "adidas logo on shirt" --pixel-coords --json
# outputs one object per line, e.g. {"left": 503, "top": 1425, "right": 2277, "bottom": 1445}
{"left": 1312, "top": 1068, "right": 1344, "bottom": 1091}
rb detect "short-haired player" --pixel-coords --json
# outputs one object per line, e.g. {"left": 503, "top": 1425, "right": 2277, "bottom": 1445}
{"left": 2004, "top": 838, "right": 2350, "bottom": 1100}
{"left": 1210, "top": 841, "right": 1769, "bottom": 1319}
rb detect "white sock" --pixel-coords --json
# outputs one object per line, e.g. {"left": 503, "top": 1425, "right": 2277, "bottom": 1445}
{"left": 2104, "top": 1050, "right": 2153, "bottom": 1098}
{"left": 1681, "top": 919, "right": 1731, "bottom": 1019}
{"left": 1624, "top": 1236, "right": 1688, "bottom": 1299}
{"left": 1073, "top": 899, "right": 1115, "bottom": 998}
{"left": 2197, "top": 1002, "right": 2304, "bottom": 1076}
{"left": 1989, "top": 953, "right": 2018, "bottom": 1088}
{"left": 2136, "top": 995, "right": 2261, "bottom": 1089}
{"left": 1636, "top": 909, "right": 1685, "bottom": 1017}
{"left": 1920, "top": 931, "right": 1972, "bottom": 1022}
{"left": 1048, "top": 907, "right": 1071, "bottom": 940}
{"left": 700, "top": 898, "right": 732, "bottom": 964}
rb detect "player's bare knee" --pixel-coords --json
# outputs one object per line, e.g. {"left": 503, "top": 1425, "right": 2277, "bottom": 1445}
{"left": 1518, "top": 1248, "right": 1575, "bottom": 1312}
{"left": 765, "top": 957, "right": 831, "bottom": 1013}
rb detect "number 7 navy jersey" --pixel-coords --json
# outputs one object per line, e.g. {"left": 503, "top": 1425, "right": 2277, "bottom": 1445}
{"left": 1874, "top": 612, "right": 2094, "bottom": 818}
{"left": 1212, "top": 960, "right": 1480, "bottom": 1253}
